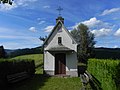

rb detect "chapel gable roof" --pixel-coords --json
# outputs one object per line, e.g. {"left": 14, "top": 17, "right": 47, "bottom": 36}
{"left": 43, "top": 18, "right": 77, "bottom": 46}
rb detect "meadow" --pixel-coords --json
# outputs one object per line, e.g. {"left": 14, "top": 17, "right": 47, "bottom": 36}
{"left": 9, "top": 54, "right": 82, "bottom": 90}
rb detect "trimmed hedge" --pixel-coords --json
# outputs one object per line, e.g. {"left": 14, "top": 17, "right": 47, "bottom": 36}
{"left": 87, "top": 59, "right": 120, "bottom": 90}
{"left": 0, "top": 59, "right": 35, "bottom": 86}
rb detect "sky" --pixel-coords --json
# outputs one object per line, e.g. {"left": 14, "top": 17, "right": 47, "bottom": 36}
{"left": 0, "top": 0, "right": 120, "bottom": 49}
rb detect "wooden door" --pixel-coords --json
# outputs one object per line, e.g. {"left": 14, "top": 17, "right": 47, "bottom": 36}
{"left": 55, "top": 53, "right": 66, "bottom": 75}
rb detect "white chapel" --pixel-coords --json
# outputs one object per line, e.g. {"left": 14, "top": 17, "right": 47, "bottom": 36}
{"left": 43, "top": 16, "right": 78, "bottom": 77}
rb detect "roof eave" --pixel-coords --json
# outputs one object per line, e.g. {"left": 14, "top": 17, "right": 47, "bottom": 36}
{"left": 43, "top": 20, "right": 63, "bottom": 46}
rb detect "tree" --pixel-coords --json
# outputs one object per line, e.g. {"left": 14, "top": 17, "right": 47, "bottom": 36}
{"left": 71, "top": 24, "right": 95, "bottom": 64}
{"left": 39, "top": 36, "right": 47, "bottom": 42}
{"left": 0, "top": 0, "right": 13, "bottom": 5}
{"left": 0, "top": 46, "right": 6, "bottom": 58}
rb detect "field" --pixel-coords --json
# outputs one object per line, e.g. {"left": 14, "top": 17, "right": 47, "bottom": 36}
{"left": 9, "top": 54, "right": 82, "bottom": 90}
{"left": 12, "top": 54, "right": 43, "bottom": 68}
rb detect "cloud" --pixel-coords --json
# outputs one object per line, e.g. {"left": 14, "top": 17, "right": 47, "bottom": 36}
{"left": 82, "top": 17, "right": 101, "bottom": 28}
{"left": 38, "top": 21, "right": 45, "bottom": 25}
{"left": 0, "top": 27, "right": 25, "bottom": 36}
{"left": 37, "top": 18, "right": 46, "bottom": 24}
{"left": 91, "top": 28, "right": 112, "bottom": 37}
{"left": 0, "top": 42, "right": 23, "bottom": 49}
{"left": 95, "top": 44, "right": 111, "bottom": 48}
{"left": 71, "top": 17, "right": 113, "bottom": 32}
{"left": 0, "top": 27, "right": 41, "bottom": 49}
{"left": 37, "top": 18, "right": 45, "bottom": 21}
{"left": 43, "top": 5, "right": 50, "bottom": 9}
{"left": 15, "top": 0, "right": 37, "bottom": 6}
{"left": 29, "top": 27, "right": 37, "bottom": 32}
{"left": 0, "top": 34, "right": 41, "bottom": 49}
{"left": 70, "top": 17, "right": 113, "bottom": 37}
{"left": 0, "top": 39, "right": 41, "bottom": 49}
{"left": 113, "top": 45, "right": 119, "bottom": 48}
{"left": 67, "top": 26, "right": 74, "bottom": 32}
{"left": 0, "top": 3, "right": 17, "bottom": 11}
{"left": 114, "top": 28, "right": 120, "bottom": 36}
{"left": 44, "top": 25, "right": 54, "bottom": 32}
{"left": 0, "top": 0, "right": 37, "bottom": 11}
{"left": 81, "top": 17, "right": 112, "bottom": 29}
{"left": 0, "top": 35, "right": 38, "bottom": 41}
{"left": 101, "top": 8, "right": 120, "bottom": 16}
{"left": 80, "top": 17, "right": 114, "bottom": 37}
{"left": 94, "top": 45, "right": 103, "bottom": 48}
{"left": 0, "top": 35, "right": 41, "bottom": 49}
{"left": 0, "top": 35, "right": 17, "bottom": 39}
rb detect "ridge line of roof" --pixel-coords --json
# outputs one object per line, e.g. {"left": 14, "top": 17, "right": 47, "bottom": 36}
{"left": 43, "top": 20, "right": 77, "bottom": 46}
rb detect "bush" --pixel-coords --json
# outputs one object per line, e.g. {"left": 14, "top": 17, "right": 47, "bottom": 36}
{"left": 77, "top": 63, "right": 87, "bottom": 76}
{"left": 0, "top": 46, "right": 6, "bottom": 58}
{"left": 0, "top": 59, "right": 35, "bottom": 86}
{"left": 87, "top": 59, "right": 120, "bottom": 90}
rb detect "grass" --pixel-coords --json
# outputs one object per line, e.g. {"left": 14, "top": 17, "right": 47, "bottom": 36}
{"left": 8, "top": 54, "right": 82, "bottom": 90}
{"left": 10, "top": 75, "right": 82, "bottom": 90}
{"left": 12, "top": 54, "right": 43, "bottom": 67}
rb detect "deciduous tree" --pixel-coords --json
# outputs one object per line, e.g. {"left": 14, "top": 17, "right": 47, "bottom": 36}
{"left": 71, "top": 24, "right": 96, "bottom": 63}
{"left": 0, "top": 0, "right": 13, "bottom": 5}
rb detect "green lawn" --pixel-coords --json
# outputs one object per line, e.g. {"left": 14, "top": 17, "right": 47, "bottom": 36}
{"left": 12, "top": 54, "right": 43, "bottom": 67}
{"left": 9, "top": 54, "right": 82, "bottom": 90}
{"left": 10, "top": 74, "right": 82, "bottom": 90}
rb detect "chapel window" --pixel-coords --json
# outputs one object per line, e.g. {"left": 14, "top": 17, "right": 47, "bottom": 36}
{"left": 58, "top": 37, "right": 62, "bottom": 45}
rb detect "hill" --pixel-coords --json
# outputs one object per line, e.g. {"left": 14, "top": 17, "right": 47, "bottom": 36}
{"left": 7, "top": 46, "right": 43, "bottom": 58}
{"left": 5, "top": 46, "right": 120, "bottom": 59}
{"left": 5, "top": 49, "right": 15, "bottom": 54}
{"left": 12, "top": 54, "right": 43, "bottom": 70}
{"left": 94, "top": 48, "right": 120, "bottom": 59}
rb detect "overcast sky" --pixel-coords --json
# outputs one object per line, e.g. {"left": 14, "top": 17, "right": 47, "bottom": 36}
{"left": 0, "top": 0, "right": 120, "bottom": 49}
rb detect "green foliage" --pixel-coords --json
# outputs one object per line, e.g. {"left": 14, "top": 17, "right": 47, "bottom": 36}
{"left": 71, "top": 24, "right": 95, "bottom": 63}
{"left": 71, "top": 29, "right": 80, "bottom": 43}
{"left": 39, "top": 36, "right": 47, "bottom": 42}
{"left": 0, "top": 46, "right": 6, "bottom": 58}
{"left": 94, "top": 48, "right": 120, "bottom": 59}
{"left": 0, "top": 0, "right": 13, "bottom": 5}
{"left": 0, "top": 59, "right": 35, "bottom": 87}
{"left": 0, "top": 59, "right": 35, "bottom": 74}
{"left": 87, "top": 59, "right": 120, "bottom": 90}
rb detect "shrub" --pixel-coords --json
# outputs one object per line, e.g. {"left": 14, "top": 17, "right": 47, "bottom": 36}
{"left": 0, "top": 59, "right": 35, "bottom": 86}
{"left": 87, "top": 59, "right": 120, "bottom": 90}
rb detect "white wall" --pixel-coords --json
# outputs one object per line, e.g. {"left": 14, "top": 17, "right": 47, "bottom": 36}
{"left": 44, "top": 25, "right": 77, "bottom": 52}
{"left": 44, "top": 51, "right": 78, "bottom": 72}
{"left": 66, "top": 52, "right": 77, "bottom": 71}
{"left": 44, "top": 51, "right": 54, "bottom": 70}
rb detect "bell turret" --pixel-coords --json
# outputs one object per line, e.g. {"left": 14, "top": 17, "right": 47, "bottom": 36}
{"left": 56, "top": 16, "right": 64, "bottom": 24}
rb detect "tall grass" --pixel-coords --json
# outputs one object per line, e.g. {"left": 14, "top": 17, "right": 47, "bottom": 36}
{"left": 88, "top": 59, "right": 120, "bottom": 90}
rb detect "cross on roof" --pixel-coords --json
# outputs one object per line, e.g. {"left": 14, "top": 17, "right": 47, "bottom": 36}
{"left": 57, "top": 6, "right": 63, "bottom": 16}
